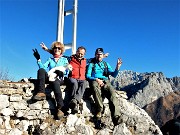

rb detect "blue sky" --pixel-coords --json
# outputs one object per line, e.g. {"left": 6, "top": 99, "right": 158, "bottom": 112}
{"left": 0, "top": 0, "right": 179, "bottom": 81}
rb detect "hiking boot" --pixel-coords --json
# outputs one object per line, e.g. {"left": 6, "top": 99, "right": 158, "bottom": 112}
{"left": 33, "top": 93, "right": 46, "bottom": 101}
{"left": 113, "top": 115, "right": 121, "bottom": 126}
{"left": 69, "top": 99, "right": 77, "bottom": 108}
{"left": 79, "top": 102, "right": 83, "bottom": 114}
{"left": 69, "top": 99, "right": 78, "bottom": 114}
{"left": 95, "top": 118, "right": 102, "bottom": 129}
{"left": 71, "top": 105, "right": 78, "bottom": 114}
{"left": 61, "top": 106, "right": 69, "bottom": 116}
{"left": 57, "top": 109, "right": 64, "bottom": 119}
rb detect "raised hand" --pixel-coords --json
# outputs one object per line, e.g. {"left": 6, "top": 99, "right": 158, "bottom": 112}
{"left": 103, "top": 53, "right": 109, "bottom": 58}
{"left": 40, "top": 42, "right": 48, "bottom": 51}
{"left": 32, "top": 48, "right": 40, "bottom": 60}
{"left": 116, "top": 58, "right": 122, "bottom": 70}
{"left": 96, "top": 78, "right": 105, "bottom": 87}
{"left": 117, "top": 58, "right": 122, "bottom": 65}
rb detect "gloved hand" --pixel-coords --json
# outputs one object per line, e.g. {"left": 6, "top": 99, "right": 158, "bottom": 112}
{"left": 32, "top": 48, "right": 40, "bottom": 60}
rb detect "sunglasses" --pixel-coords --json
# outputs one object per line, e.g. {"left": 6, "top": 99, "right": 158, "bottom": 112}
{"left": 54, "top": 47, "right": 61, "bottom": 50}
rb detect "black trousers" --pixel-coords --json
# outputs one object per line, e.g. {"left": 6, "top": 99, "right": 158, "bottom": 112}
{"left": 36, "top": 68, "right": 64, "bottom": 109}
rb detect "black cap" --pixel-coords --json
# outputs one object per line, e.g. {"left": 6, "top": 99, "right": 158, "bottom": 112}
{"left": 95, "top": 48, "right": 104, "bottom": 54}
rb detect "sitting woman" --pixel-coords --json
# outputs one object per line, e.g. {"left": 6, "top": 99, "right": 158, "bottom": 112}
{"left": 32, "top": 41, "right": 68, "bottom": 119}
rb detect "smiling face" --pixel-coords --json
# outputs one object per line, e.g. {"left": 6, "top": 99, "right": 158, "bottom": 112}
{"left": 51, "top": 41, "right": 65, "bottom": 55}
{"left": 53, "top": 45, "right": 62, "bottom": 55}
{"left": 95, "top": 53, "right": 104, "bottom": 62}
{"left": 95, "top": 48, "right": 104, "bottom": 62}
{"left": 76, "top": 48, "right": 86, "bottom": 60}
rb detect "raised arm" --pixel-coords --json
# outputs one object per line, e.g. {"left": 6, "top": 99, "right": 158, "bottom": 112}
{"left": 40, "top": 42, "right": 52, "bottom": 54}
{"left": 103, "top": 53, "right": 109, "bottom": 58}
{"left": 115, "top": 58, "right": 122, "bottom": 71}
{"left": 32, "top": 48, "right": 40, "bottom": 61}
{"left": 32, "top": 48, "right": 50, "bottom": 69}
{"left": 108, "top": 58, "right": 122, "bottom": 78}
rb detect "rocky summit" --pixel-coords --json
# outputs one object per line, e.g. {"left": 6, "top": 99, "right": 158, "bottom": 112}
{"left": 0, "top": 70, "right": 179, "bottom": 135}
{"left": 0, "top": 77, "right": 162, "bottom": 135}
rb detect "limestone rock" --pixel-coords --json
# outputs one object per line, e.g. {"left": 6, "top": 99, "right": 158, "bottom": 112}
{"left": 167, "top": 76, "right": 180, "bottom": 91}
{"left": 111, "top": 71, "right": 174, "bottom": 108}
{"left": 0, "top": 95, "right": 9, "bottom": 109}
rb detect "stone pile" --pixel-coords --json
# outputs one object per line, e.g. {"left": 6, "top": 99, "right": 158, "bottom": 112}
{"left": 0, "top": 80, "right": 162, "bottom": 135}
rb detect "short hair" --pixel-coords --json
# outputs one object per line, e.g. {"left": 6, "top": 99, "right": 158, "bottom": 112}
{"left": 77, "top": 46, "right": 86, "bottom": 52}
{"left": 50, "top": 41, "right": 65, "bottom": 54}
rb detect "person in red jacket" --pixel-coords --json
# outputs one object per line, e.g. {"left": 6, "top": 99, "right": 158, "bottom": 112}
{"left": 66, "top": 46, "right": 87, "bottom": 114}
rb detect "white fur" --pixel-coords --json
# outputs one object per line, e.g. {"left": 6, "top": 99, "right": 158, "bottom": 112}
{"left": 48, "top": 64, "right": 73, "bottom": 81}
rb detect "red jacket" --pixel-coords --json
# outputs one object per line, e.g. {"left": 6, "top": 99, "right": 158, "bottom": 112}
{"left": 69, "top": 55, "right": 86, "bottom": 80}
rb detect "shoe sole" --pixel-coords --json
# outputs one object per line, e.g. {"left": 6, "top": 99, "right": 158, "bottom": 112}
{"left": 33, "top": 96, "right": 46, "bottom": 101}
